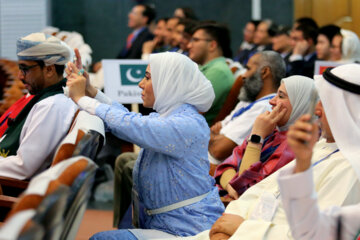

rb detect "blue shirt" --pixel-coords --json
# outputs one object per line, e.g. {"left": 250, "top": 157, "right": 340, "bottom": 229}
{"left": 95, "top": 103, "right": 224, "bottom": 236}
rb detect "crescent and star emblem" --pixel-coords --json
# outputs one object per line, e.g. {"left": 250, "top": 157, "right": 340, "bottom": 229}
{"left": 126, "top": 68, "right": 143, "bottom": 83}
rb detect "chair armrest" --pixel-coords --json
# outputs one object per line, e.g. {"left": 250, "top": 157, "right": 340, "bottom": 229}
{"left": 0, "top": 195, "right": 19, "bottom": 208}
{"left": 0, "top": 176, "right": 29, "bottom": 189}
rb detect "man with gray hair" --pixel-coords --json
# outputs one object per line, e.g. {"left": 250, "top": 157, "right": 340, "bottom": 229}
{"left": 208, "top": 51, "right": 285, "bottom": 170}
{"left": 0, "top": 32, "right": 78, "bottom": 180}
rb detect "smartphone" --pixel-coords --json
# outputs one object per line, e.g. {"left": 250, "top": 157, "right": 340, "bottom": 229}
{"left": 303, "top": 88, "right": 319, "bottom": 145}
{"left": 307, "top": 88, "right": 318, "bottom": 123}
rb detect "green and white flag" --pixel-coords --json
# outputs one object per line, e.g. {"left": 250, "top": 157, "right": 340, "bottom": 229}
{"left": 102, "top": 59, "right": 148, "bottom": 104}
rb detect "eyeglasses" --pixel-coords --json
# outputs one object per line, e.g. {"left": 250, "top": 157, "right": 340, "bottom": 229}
{"left": 189, "top": 37, "right": 213, "bottom": 43}
{"left": 18, "top": 64, "right": 39, "bottom": 77}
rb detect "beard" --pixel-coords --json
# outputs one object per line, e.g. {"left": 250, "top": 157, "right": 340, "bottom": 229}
{"left": 238, "top": 70, "right": 263, "bottom": 102}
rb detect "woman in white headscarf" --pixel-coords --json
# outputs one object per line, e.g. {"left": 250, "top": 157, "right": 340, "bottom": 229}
{"left": 215, "top": 75, "right": 317, "bottom": 200}
{"left": 66, "top": 52, "right": 224, "bottom": 239}
{"left": 331, "top": 29, "right": 360, "bottom": 63}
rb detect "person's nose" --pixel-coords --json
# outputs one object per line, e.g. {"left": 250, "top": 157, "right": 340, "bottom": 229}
{"left": 138, "top": 78, "right": 145, "bottom": 89}
{"left": 269, "top": 96, "right": 277, "bottom": 106}
{"left": 18, "top": 70, "right": 25, "bottom": 80}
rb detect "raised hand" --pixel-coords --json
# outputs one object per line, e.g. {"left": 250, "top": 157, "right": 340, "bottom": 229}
{"left": 293, "top": 40, "right": 309, "bottom": 56}
{"left": 66, "top": 63, "right": 86, "bottom": 103}
{"left": 287, "top": 114, "right": 319, "bottom": 173}
{"left": 251, "top": 103, "right": 287, "bottom": 139}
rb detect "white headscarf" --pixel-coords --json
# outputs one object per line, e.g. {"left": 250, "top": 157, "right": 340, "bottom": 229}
{"left": 280, "top": 75, "right": 317, "bottom": 130}
{"left": 314, "top": 64, "right": 360, "bottom": 180}
{"left": 340, "top": 29, "right": 360, "bottom": 63}
{"left": 150, "top": 52, "right": 215, "bottom": 116}
{"left": 17, "top": 32, "right": 72, "bottom": 66}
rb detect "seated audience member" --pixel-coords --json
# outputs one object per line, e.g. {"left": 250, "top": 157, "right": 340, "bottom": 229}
{"left": 233, "top": 20, "right": 260, "bottom": 61}
{"left": 331, "top": 29, "right": 360, "bottom": 63}
{"left": 292, "top": 17, "right": 318, "bottom": 31}
{"left": 185, "top": 65, "right": 360, "bottom": 240}
{"left": 173, "top": 7, "right": 198, "bottom": 20}
{"left": 208, "top": 51, "right": 285, "bottom": 167}
{"left": 236, "top": 19, "right": 277, "bottom": 66}
{"left": 288, "top": 24, "right": 318, "bottom": 78}
{"left": 93, "top": 4, "right": 155, "bottom": 72}
{"left": 272, "top": 25, "right": 292, "bottom": 59}
{"left": 141, "top": 18, "right": 169, "bottom": 59}
{"left": 116, "top": 4, "right": 156, "bottom": 59}
{"left": 188, "top": 22, "right": 234, "bottom": 126}
{"left": 316, "top": 24, "right": 340, "bottom": 61}
{"left": 278, "top": 64, "right": 360, "bottom": 240}
{"left": 215, "top": 75, "right": 314, "bottom": 199}
{"left": 272, "top": 25, "right": 292, "bottom": 75}
{"left": 165, "top": 17, "right": 181, "bottom": 51}
{"left": 173, "top": 18, "right": 197, "bottom": 55}
{"left": 66, "top": 52, "right": 224, "bottom": 239}
{"left": 239, "top": 20, "right": 260, "bottom": 52}
{"left": 0, "top": 33, "right": 78, "bottom": 179}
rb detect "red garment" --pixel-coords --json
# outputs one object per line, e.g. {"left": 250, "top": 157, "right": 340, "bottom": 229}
{"left": 214, "top": 130, "right": 295, "bottom": 196}
{"left": 0, "top": 95, "right": 34, "bottom": 137}
{"left": 126, "top": 33, "right": 135, "bottom": 49}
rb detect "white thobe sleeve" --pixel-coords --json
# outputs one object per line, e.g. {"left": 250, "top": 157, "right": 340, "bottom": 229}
{"left": 0, "top": 95, "right": 77, "bottom": 180}
{"left": 77, "top": 89, "right": 112, "bottom": 115}
{"left": 278, "top": 166, "right": 360, "bottom": 240}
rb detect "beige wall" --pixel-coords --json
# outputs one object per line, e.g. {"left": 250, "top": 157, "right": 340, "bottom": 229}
{"left": 294, "top": 0, "right": 360, "bottom": 36}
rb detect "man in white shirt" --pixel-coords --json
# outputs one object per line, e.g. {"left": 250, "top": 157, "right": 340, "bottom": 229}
{"left": 278, "top": 64, "right": 360, "bottom": 240}
{"left": 208, "top": 51, "right": 285, "bottom": 165}
{"left": 0, "top": 33, "right": 78, "bottom": 180}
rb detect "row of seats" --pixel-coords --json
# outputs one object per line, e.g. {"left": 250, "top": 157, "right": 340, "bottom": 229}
{"left": 0, "top": 110, "right": 105, "bottom": 240}
{"left": 0, "top": 60, "right": 26, "bottom": 116}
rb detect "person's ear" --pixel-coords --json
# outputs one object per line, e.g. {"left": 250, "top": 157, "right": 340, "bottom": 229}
{"left": 261, "top": 66, "right": 271, "bottom": 79}
{"left": 209, "top": 40, "right": 218, "bottom": 52}
{"left": 44, "top": 65, "right": 56, "bottom": 78}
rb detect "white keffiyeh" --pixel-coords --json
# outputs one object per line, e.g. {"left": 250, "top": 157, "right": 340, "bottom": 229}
{"left": 314, "top": 63, "right": 360, "bottom": 180}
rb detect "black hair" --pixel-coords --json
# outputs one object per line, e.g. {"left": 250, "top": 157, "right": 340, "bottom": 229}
{"left": 295, "top": 24, "right": 319, "bottom": 44}
{"left": 178, "top": 18, "right": 198, "bottom": 35}
{"left": 249, "top": 20, "right": 261, "bottom": 29}
{"left": 177, "top": 7, "right": 197, "bottom": 20}
{"left": 156, "top": 17, "right": 169, "bottom": 24}
{"left": 35, "top": 60, "right": 65, "bottom": 77}
{"left": 295, "top": 17, "right": 318, "bottom": 29}
{"left": 192, "top": 22, "right": 232, "bottom": 58}
{"left": 318, "top": 24, "right": 341, "bottom": 42}
{"left": 138, "top": 4, "right": 156, "bottom": 25}
{"left": 275, "top": 25, "right": 291, "bottom": 36}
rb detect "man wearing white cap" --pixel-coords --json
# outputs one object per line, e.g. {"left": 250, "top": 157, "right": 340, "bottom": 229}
{"left": 277, "top": 64, "right": 360, "bottom": 240}
{"left": 180, "top": 65, "right": 360, "bottom": 240}
{"left": 0, "top": 32, "right": 77, "bottom": 180}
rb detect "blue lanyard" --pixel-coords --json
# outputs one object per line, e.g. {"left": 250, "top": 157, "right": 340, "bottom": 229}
{"left": 312, "top": 149, "right": 339, "bottom": 167}
{"left": 231, "top": 95, "right": 274, "bottom": 120}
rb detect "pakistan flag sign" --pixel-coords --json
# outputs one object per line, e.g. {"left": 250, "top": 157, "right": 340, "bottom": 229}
{"left": 102, "top": 59, "right": 148, "bottom": 103}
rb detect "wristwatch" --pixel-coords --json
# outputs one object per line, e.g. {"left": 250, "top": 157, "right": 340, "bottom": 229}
{"left": 247, "top": 134, "right": 264, "bottom": 144}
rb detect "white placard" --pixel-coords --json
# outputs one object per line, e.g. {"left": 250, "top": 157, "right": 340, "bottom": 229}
{"left": 102, "top": 59, "right": 148, "bottom": 104}
{"left": 314, "top": 60, "right": 342, "bottom": 75}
